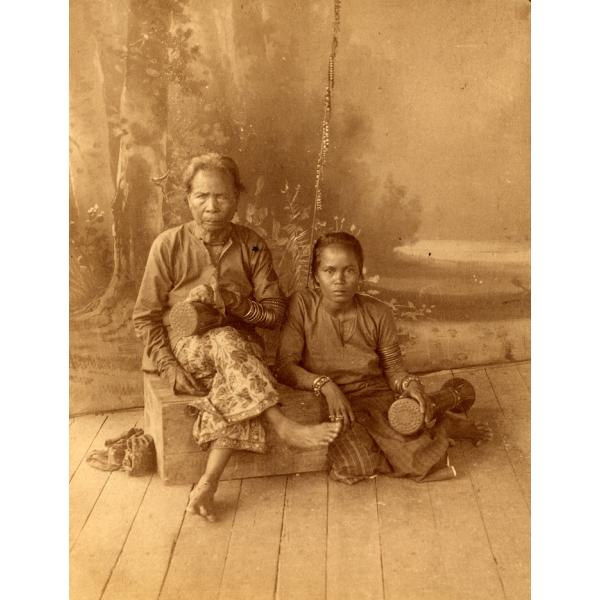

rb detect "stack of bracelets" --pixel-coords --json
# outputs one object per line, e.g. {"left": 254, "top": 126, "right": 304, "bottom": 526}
{"left": 378, "top": 344, "right": 423, "bottom": 394}
{"left": 237, "top": 297, "right": 287, "bottom": 329}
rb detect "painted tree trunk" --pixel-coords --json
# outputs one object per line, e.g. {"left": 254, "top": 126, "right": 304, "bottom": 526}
{"left": 97, "top": 0, "right": 169, "bottom": 312}
{"left": 90, "top": 0, "right": 129, "bottom": 184}
{"left": 197, "top": 1, "right": 241, "bottom": 146}
{"left": 69, "top": 0, "right": 115, "bottom": 235}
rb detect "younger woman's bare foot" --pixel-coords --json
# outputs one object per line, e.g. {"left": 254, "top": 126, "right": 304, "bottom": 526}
{"left": 274, "top": 419, "right": 342, "bottom": 449}
{"left": 443, "top": 415, "right": 493, "bottom": 447}
{"left": 186, "top": 477, "right": 219, "bottom": 521}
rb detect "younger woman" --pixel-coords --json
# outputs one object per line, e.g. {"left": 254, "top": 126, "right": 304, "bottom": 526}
{"left": 277, "top": 232, "right": 491, "bottom": 484}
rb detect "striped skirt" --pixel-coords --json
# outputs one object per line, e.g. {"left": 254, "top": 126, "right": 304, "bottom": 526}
{"left": 328, "top": 386, "right": 451, "bottom": 484}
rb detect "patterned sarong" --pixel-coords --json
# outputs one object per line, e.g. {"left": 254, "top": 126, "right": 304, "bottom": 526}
{"left": 173, "top": 326, "right": 279, "bottom": 453}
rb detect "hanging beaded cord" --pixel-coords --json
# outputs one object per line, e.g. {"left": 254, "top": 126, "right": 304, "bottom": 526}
{"left": 307, "top": 0, "right": 342, "bottom": 286}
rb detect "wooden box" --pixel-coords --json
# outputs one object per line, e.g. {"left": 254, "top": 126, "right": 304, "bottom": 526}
{"left": 144, "top": 374, "right": 330, "bottom": 485}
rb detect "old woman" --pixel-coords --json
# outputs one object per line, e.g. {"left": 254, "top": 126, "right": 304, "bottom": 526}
{"left": 133, "top": 153, "right": 340, "bottom": 520}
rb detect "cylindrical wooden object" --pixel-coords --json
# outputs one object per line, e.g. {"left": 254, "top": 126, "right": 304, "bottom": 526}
{"left": 387, "top": 377, "right": 476, "bottom": 436}
{"left": 169, "top": 301, "right": 224, "bottom": 338}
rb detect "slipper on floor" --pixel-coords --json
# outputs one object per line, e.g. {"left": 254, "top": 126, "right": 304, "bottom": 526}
{"left": 86, "top": 428, "right": 156, "bottom": 476}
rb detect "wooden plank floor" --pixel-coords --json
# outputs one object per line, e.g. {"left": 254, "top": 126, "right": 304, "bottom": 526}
{"left": 70, "top": 362, "right": 530, "bottom": 600}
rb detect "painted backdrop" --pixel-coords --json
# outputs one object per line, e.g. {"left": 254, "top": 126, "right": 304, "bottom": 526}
{"left": 70, "top": 0, "right": 530, "bottom": 414}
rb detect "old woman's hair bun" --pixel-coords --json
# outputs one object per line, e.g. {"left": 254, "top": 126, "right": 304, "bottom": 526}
{"left": 182, "top": 153, "right": 246, "bottom": 196}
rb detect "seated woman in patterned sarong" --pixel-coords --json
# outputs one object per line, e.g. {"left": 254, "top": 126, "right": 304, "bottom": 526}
{"left": 276, "top": 232, "right": 491, "bottom": 485}
{"left": 133, "top": 154, "right": 340, "bottom": 519}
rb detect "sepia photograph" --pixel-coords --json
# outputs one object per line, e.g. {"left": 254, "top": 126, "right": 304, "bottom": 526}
{"left": 68, "top": 1, "right": 532, "bottom": 598}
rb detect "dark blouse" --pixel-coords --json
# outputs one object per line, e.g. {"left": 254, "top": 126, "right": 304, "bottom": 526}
{"left": 133, "top": 222, "right": 283, "bottom": 373}
{"left": 277, "top": 288, "right": 403, "bottom": 395}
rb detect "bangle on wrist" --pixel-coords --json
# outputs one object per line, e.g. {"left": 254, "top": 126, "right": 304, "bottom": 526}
{"left": 239, "top": 298, "right": 259, "bottom": 319}
{"left": 312, "top": 375, "right": 332, "bottom": 397}
{"left": 400, "top": 375, "right": 422, "bottom": 393}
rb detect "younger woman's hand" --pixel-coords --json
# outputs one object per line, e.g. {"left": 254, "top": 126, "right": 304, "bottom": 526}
{"left": 405, "top": 381, "right": 435, "bottom": 425}
{"left": 321, "top": 381, "right": 355, "bottom": 432}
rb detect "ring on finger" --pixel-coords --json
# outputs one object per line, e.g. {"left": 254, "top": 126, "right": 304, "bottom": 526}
{"left": 334, "top": 415, "right": 344, "bottom": 422}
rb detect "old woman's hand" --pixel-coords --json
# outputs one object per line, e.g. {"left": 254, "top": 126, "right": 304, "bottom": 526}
{"left": 186, "top": 284, "right": 215, "bottom": 306}
{"left": 163, "top": 363, "right": 209, "bottom": 396}
{"left": 218, "top": 282, "right": 248, "bottom": 314}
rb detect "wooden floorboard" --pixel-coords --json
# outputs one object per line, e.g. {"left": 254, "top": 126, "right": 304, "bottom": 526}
{"left": 159, "top": 480, "right": 241, "bottom": 600}
{"left": 70, "top": 411, "right": 143, "bottom": 550}
{"left": 327, "top": 477, "right": 384, "bottom": 600}
{"left": 452, "top": 366, "right": 530, "bottom": 599}
{"left": 481, "top": 367, "right": 531, "bottom": 505}
{"left": 421, "top": 369, "right": 453, "bottom": 392}
{"left": 70, "top": 414, "right": 108, "bottom": 481}
{"left": 429, "top": 447, "right": 507, "bottom": 600}
{"left": 485, "top": 365, "right": 531, "bottom": 420}
{"left": 460, "top": 440, "right": 530, "bottom": 600}
{"left": 516, "top": 362, "right": 530, "bottom": 391}
{"left": 452, "top": 368, "right": 530, "bottom": 505}
{"left": 70, "top": 461, "right": 152, "bottom": 600}
{"left": 276, "top": 472, "right": 328, "bottom": 600}
{"left": 217, "top": 476, "right": 287, "bottom": 600}
{"left": 101, "top": 477, "right": 190, "bottom": 600}
{"left": 376, "top": 476, "right": 449, "bottom": 600}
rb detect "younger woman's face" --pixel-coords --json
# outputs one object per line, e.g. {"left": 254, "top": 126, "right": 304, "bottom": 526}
{"left": 315, "top": 244, "right": 361, "bottom": 307}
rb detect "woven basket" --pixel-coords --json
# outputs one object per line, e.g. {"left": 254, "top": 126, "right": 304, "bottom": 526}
{"left": 387, "top": 396, "right": 424, "bottom": 436}
{"left": 169, "top": 301, "right": 224, "bottom": 338}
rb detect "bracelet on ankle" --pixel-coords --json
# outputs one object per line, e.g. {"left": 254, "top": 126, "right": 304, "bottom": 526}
{"left": 312, "top": 375, "right": 332, "bottom": 397}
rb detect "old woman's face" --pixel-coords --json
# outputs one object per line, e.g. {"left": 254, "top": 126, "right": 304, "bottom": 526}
{"left": 187, "top": 168, "right": 238, "bottom": 231}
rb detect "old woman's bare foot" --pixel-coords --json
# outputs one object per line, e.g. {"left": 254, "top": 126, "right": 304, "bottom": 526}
{"left": 274, "top": 419, "right": 341, "bottom": 449}
{"left": 186, "top": 477, "right": 218, "bottom": 521}
{"left": 443, "top": 415, "right": 493, "bottom": 447}
{"left": 264, "top": 406, "right": 341, "bottom": 449}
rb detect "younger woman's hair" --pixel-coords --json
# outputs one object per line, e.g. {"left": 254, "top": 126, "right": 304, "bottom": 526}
{"left": 182, "top": 153, "right": 246, "bottom": 197}
{"left": 310, "top": 231, "right": 364, "bottom": 279}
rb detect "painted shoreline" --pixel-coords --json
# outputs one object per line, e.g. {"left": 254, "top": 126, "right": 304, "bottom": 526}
{"left": 393, "top": 240, "right": 530, "bottom": 266}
